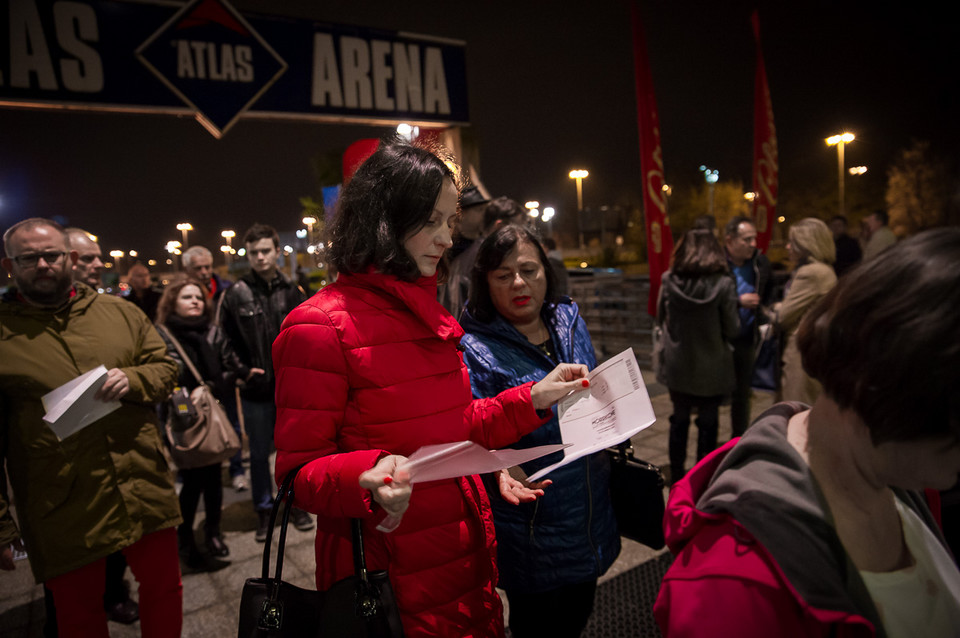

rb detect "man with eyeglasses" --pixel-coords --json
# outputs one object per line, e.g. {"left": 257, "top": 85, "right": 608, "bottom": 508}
{"left": 0, "top": 218, "right": 184, "bottom": 636}
{"left": 65, "top": 227, "right": 105, "bottom": 289}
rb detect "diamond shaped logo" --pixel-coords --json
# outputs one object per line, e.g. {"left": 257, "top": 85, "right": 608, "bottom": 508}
{"left": 136, "top": 0, "right": 287, "bottom": 137}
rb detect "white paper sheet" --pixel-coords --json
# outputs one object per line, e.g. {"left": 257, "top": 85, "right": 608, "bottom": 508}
{"left": 376, "top": 441, "right": 569, "bottom": 533}
{"left": 399, "top": 441, "right": 569, "bottom": 484}
{"left": 527, "top": 348, "right": 656, "bottom": 481}
{"left": 41, "top": 365, "right": 122, "bottom": 440}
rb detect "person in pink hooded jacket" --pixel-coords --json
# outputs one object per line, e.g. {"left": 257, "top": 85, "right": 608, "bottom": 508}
{"left": 272, "top": 137, "right": 587, "bottom": 637}
{"left": 655, "top": 228, "right": 960, "bottom": 637}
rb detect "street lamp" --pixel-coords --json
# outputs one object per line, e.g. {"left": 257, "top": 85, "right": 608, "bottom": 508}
{"left": 166, "top": 240, "right": 182, "bottom": 271}
{"left": 825, "top": 132, "right": 855, "bottom": 216}
{"left": 568, "top": 170, "right": 589, "bottom": 250}
{"left": 109, "top": 250, "right": 124, "bottom": 274}
{"left": 221, "top": 230, "right": 236, "bottom": 266}
{"left": 699, "top": 166, "right": 719, "bottom": 216}
{"left": 848, "top": 165, "right": 867, "bottom": 176}
{"left": 524, "top": 201, "right": 540, "bottom": 224}
{"left": 302, "top": 216, "right": 317, "bottom": 246}
{"left": 176, "top": 223, "right": 193, "bottom": 250}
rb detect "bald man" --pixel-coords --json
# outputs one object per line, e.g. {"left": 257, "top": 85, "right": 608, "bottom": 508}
{"left": 65, "top": 228, "right": 104, "bottom": 288}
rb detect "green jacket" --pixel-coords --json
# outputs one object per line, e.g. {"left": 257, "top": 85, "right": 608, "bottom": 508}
{"left": 0, "top": 284, "right": 182, "bottom": 583}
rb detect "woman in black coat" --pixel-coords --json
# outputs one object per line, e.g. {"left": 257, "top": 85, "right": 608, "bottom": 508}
{"left": 156, "top": 277, "right": 262, "bottom": 568}
{"left": 657, "top": 230, "right": 740, "bottom": 482}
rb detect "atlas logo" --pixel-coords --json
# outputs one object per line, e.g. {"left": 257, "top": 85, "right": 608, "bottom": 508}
{"left": 136, "top": 0, "right": 286, "bottom": 137}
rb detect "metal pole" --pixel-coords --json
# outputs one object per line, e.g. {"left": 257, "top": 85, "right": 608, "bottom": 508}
{"left": 576, "top": 177, "right": 585, "bottom": 251}
{"left": 837, "top": 141, "right": 846, "bottom": 216}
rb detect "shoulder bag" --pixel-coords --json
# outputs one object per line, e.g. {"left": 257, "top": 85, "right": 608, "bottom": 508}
{"left": 238, "top": 464, "right": 404, "bottom": 638}
{"left": 158, "top": 324, "right": 241, "bottom": 470}
{"left": 606, "top": 442, "right": 666, "bottom": 550}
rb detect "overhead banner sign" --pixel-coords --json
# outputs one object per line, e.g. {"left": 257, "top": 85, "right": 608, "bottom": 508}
{"left": 0, "top": 0, "right": 469, "bottom": 137}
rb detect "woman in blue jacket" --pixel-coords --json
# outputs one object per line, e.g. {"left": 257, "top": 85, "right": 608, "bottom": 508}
{"left": 460, "top": 224, "right": 620, "bottom": 638}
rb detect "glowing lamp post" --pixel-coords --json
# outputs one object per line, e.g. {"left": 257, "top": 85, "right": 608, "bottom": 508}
{"left": 176, "top": 223, "right": 193, "bottom": 250}
{"left": 825, "top": 132, "right": 855, "bottom": 216}
{"left": 221, "top": 230, "right": 236, "bottom": 266}
{"left": 568, "top": 170, "right": 589, "bottom": 250}
{"left": 699, "top": 166, "right": 719, "bottom": 216}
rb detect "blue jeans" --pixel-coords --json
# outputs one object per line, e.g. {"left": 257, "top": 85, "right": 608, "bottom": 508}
{"left": 242, "top": 399, "right": 276, "bottom": 512}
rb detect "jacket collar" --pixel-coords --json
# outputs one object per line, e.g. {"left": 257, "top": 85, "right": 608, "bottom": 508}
{"left": 0, "top": 282, "right": 96, "bottom": 317}
{"left": 337, "top": 271, "right": 462, "bottom": 343}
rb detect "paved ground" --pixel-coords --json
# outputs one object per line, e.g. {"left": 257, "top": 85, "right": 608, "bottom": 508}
{"left": 0, "top": 370, "right": 775, "bottom": 637}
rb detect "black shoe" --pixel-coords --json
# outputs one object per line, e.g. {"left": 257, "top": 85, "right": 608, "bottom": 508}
{"left": 205, "top": 533, "right": 230, "bottom": 557}
{"left": 291, "top": 508, "right": 315, "bottom": 532}
{"left": 255, "top": 510, "right": 272, "bottom": 543}
{"left": 105, "top": 598, "right": 139, "bottom": 625}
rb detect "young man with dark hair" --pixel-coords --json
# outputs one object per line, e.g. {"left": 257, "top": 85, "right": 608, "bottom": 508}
{"left": 218, "top": 223, "right": 311, "bottom": 540}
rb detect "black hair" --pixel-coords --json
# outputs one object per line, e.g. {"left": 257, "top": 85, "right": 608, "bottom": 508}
{"left": 798, "top": 228, "right": 960, "bottom": 444}
{"left": 326, "top": 135, "right": 462, "bottom": 281}
{"left": 724, "top": 215, "right": 755, "bottom": 238}
{"left": 869, "top": 209, "right": 889, "bottom": 226}
{"left": 243, "top": 223, "right": 280, "bottom": 249}
{"left": 482, "top": 197, "right": 525, "bottom": 232}
{"left": 672, "top": 229, "right": 729, "bottom": 276}
{"left": 467, "top": 224, "right": 558, "bottom": 323}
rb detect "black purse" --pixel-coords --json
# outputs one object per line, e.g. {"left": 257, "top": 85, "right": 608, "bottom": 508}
{"left": 238, "top": 465, "right": 405, "bottom": 637}
{"left": 605, "top": 442, "right": 666, "bottom": 550}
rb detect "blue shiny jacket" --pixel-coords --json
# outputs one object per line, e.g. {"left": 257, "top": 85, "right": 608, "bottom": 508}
{"left": 460, "top": 298, "right": 621, "bottom": 592}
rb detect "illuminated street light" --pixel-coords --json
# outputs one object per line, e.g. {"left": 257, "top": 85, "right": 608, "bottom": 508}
{"left": 699, "top": 166, "right": 719, "bottom": 216}
{"left": 302, "top": 216, "right": 318, "bottom": 246}
{"left": 542, "top": 207, "right": 555, "bottom": 223}
{"left": 848, "top": 165, "right": 868, "bottom": 175}
{"left": 568, "top": 170, "right": 589, "bottom": 250}
{"left": 397, "top": 123, "right": 419, "bottom": 142}
{"left": 176, "top": 222, "right": 193, "bottom": 249}
{"left": 825, "top": 132, "right": 855, "bottom": 216}
{"left": 221, "top": 229, "right": 236, "bottom": 266}
{"left": 166, "top": 240, "right": 182, "bottom": 271}
{"left": 524, "top": 201, "right": 540, "bottom": 220}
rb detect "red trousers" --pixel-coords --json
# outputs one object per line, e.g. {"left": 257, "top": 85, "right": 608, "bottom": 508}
{"left": 44, "top": 527, "right": 182, "bottom": 638}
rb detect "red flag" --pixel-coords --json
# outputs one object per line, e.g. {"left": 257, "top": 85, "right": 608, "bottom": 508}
{"left": 751, "top": 11, "right": 778, "bottom": 252}
{"left": 631, "top": 4, "right": 673, "bottom": 316}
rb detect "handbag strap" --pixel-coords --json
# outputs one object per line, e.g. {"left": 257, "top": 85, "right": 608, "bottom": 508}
{"left": 156, "top": 324, "right": 207, "bottom": 387}
{"left": 264, "top": 464, "right": 371, "bottom": 585}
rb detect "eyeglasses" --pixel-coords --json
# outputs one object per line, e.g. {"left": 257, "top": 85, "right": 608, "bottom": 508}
{"left": 11, "top": 252, "right": 66, "bottom": 268}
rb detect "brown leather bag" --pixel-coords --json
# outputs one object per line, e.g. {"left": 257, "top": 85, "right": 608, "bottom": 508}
{"left": 158, "top": 325, "right": 241, "bottom": 470}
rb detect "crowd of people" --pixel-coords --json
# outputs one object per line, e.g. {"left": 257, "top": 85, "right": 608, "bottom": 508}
{"left": 0, "top": 135, "right": 956, "bottom": 638}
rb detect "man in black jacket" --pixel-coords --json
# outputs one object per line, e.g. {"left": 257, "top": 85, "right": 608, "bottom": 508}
{"left": 218, "top": 224, "right": 311, "bottom": 540}
{"left": 723, "top": 217, "right": 773, "bottom": 439}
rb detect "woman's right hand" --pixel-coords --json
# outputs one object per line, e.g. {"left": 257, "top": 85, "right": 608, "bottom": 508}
{"left": 358, "top": 454, "right": 412, "bottom": 520}
{"left": 530, "top": 363, "right": 590, "bottom": 410}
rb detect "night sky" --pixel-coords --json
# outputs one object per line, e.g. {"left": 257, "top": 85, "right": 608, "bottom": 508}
{"left": 1, "top": 0, "right": 957, "bottom": 262}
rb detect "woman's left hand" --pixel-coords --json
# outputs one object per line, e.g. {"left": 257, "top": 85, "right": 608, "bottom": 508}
{"left": 246, "top": 368, "right": 265, "bottom": 381}
{"left": 530, "top": 363, "right": 590, "bottom": 410}
{"left": 497, "top": 467, "right": 552, "bottom": 505}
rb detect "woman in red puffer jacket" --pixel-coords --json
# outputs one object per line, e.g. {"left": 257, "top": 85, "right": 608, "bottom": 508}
{"left": 272, "top": 136, "right": 587, "bottom": 638}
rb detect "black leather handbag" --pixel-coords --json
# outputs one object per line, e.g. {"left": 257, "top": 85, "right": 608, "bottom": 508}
{"left": 606, "top": 442, "right": 666, "bottom": 550}
{"left": 238, "top": 465, "right": 405, "bottom": 637}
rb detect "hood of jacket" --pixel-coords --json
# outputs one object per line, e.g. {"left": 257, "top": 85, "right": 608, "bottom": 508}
{"left": 663, "top": 271, "right": 730, "bottom": 310}
{"left": 664, "top": 402, "right": 916, "bottom": 634}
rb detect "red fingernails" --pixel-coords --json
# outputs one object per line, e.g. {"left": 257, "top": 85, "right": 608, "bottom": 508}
{"left": 581, "top": 379, "right": 590, "bottom": 388}
{"left": 383, "top": 476, "right": 394, "bottom": 485}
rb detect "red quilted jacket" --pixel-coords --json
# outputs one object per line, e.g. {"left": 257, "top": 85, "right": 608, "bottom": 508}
{"left": 272, "top": 271, "right": 550, "bottom": 637}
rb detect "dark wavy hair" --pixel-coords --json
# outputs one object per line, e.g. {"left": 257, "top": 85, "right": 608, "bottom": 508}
{"left": 326, "top": 135, "right": 463, "bottom": 282}
{"left": 797, "top": 228, "right": 960, "bottom": 444}
{"left": 156, "top": 275, "right": 213, "bottom": 325}
{"left": 671, "top": 229, "right": 729, "bottom": 276}
{"left": 467, "top": 224, "right": 558, "bottom": 323}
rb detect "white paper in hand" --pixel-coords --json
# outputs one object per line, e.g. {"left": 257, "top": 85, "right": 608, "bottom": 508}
{"left": 527, "top": 348, "right": 656, "bottom": 481}
{"left": 399, "top": 441, "right": 569, "bottom": 484}
{"left": 41, "top": 365, "right": 122, "bottom": 440}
